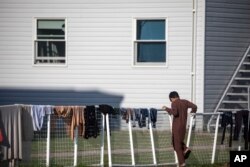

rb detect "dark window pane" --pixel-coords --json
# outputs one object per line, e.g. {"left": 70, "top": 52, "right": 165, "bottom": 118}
{"left": 37, "top": 41, "right": 65, "bottom": 57}
{"left": 137, "top": 20, "right": 165, "bottom": 40}
{"left": 137, "top": 42, "right": 166, "bottom": 62}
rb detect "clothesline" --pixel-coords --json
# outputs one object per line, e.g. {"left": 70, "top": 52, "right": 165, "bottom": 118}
{"left": 1, "top": 103, "right": 224, "bottom": 116}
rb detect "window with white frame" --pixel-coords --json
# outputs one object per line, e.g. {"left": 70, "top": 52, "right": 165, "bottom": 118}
{"left": 134, "top": 19, "right": 167, "bottom": 65}
{"left": 34, "top": 19, "right": 66, "bottom": 64}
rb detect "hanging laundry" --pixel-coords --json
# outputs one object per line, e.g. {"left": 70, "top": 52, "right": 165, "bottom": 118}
{"left": 233, "top": 110, "right": 250, "bottom": 150}
{"left": 139, "top": 108, "right": 148, "bottom": 128}
{"left": 54, "top": 106, "right": 85, "bottom": 140}
{"left": 120, "top": 108, "right": 132, "bottom": 123}
{"left": 0, "top": 113, "right": 4, "bottom": 144}
{"left": 99, "top": 104, "right": 115, "bottom": 115}
{"left": 0, "top": 105, "right": 22, "bottom": 167}
{"left": 120, "top": 108, "right": 127, "bottom": 121}
{"left": 120, "top": 108, "right": 136, "bottom": 127}
{"left": 71, "top": 106, "right": 85, "bottom": 139}
{"left": 99, "top": 104, "right": 116, "bottom": 136}
{"left": 84, "top": 105, "right": 99, "bottom": 139}
{"left": 134, "top": 109, "right": 141, "bottom": 127}
{"left": 150, "top": 108, "right": 158, "bottom": 128}
{"left": 20, "top": 105, "right": 34, "bottom": 162}
{"left": 54, "top": 106, "right": 72, "bottom": 139}
{"left": 31, "top": 105, "right": 52, "bottom": 131}
{"left": 21, "top": 106, "right": 34, "bottom": 141}
{"left": 0, "top": 129, "right": 2, "bottom": 143}
{"left": 220, "top": 111, "right": 233, "bottom": 147}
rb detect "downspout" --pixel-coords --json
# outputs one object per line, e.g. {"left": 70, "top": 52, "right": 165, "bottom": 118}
{"left": 191, "top": 0, "right": 197, "bottom": 103}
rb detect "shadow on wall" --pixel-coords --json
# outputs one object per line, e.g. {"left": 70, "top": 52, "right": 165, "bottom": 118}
{"left": 0, "top": 88, "right": 124, "bottom": 107}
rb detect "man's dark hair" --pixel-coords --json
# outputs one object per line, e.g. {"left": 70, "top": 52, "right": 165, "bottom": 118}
{"left": 169, "top": 91, "right": 179, "bottom": 99}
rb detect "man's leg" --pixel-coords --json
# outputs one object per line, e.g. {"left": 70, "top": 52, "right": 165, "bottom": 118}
{"left": 174, "top": 139, "right": 185, "bottom": 166}
{"left": 182, "top": 142, "right": 191, "bottom": 159}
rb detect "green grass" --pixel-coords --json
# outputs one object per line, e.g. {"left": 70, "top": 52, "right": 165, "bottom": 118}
{"left": 24, "top": 130, "right": 235, "bottom": 167}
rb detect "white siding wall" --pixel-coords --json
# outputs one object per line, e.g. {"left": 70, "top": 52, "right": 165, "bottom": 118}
{"left": 0, "top": 0, "right": 205, "bottom": 109}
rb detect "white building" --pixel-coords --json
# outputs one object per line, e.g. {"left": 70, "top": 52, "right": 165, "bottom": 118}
{"left": 1, "top": 0, "right": 249, "bottom": 113}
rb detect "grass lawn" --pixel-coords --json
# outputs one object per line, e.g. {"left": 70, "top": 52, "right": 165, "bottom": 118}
{"left": 22, "top": 129, "right": 235, "bottom": 167}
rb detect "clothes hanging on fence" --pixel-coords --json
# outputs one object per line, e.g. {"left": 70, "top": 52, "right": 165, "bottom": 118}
{"left": 0, "top": 111, "right": 9, "bottom": 162}
{"left": 54, "top": 106, "right": 73, "bottom": 139}
{"left": 99, "top": 104, "right": 115, "bottom": 136}
{"left": 0, "top": 113, "right": 5, "bottom": 144}
{"left": 31, "top": 105, "right": 52, "bottom": 131}
{"left": 139, "top": 108, "right": 148, "bottom": 128}
{"left": 120, "top": 108, "right": 136, "bottom": 127}
{"left": 0, "top": 129, "right": 3, "bottom": 143}
{"left": 120, "top": 108, "right": 158, "bottom": 128}
{"left": 21, "top": 105, "right": 34, "bottom": 162}
{"left": 233, "top": 110, "right": 250, "bottom": 150}
{"left": 120, "top": 108, "right": 133, "bottom": 123}
{"left": 84, "top": 105, "right": 99, "bottom": 139}
{"left": 0, "top": 105, "right": 22, "bottom": 167}
{"left": 99, "top": 104, "right": 115, "bottom": 115}
{"left": 150, "top": 108, "right": 157, "bottom": 128}
{"left": 54, "top": 106, "right": 85, "bottom": 140}
{"left": 71, "top": 106, "right": 85, "bottom": 139}
{"left": 21, "top": 106, "right": 34, "bottom": 141}
{"left": 220, "top": 111, "right": 233, "bottom": 147}
{"left": 130, "top": 109, "right": 137, "bottom": 127}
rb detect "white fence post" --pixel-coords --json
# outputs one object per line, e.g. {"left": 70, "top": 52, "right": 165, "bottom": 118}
{"left": 73, "top": 126, "right": 78, "bottom": 167}
{"left": 128, "top": 113, "right": 135, "bottom": 166}
{"left": 106, "top": 114, "right": 112, "bottom": 167}
{"left": 46, "top": 114, "right": 51, "bottom": 167}
{"left": 148, "top": 109, "right": 157, "bottom": 166}
{"left": 100, "top": 114, "right": 105, "bottom": 167}
{"left": 148, "top": 109, "right": 157, "bottom": 165}
{"left": 211, "top": 113, "right": 220, "bottom": 164}
{"left": 187, "top": 114, "right": 194, "bottom": 147}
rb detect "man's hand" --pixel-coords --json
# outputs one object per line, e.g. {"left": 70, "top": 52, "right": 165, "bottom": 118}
{"left": 190, "top": 112, "right": 196, "bottom": 118}
{"left": 162, "top": 106, "right": 168, "bottom": 111}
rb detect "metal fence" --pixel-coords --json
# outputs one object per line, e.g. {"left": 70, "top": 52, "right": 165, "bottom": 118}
{"left": 19, "top": 110, "right": 242, "bottom": 167}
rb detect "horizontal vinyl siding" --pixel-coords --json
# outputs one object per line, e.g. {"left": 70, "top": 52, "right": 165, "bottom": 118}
{"left": 0, "top": 0, "right": 204, "bottom": 108}
{"left": 205, "top": 0, "right": 250, "bottom": 113}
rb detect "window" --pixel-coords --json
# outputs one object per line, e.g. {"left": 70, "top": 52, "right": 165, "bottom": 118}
{"left": 34, "top": 19, "right": 66, "bottom": 64}
{"left": 134, "top": 19, "right": 167, "bottom": 66}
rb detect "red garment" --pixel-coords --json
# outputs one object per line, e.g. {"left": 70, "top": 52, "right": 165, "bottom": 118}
{"left": 166, "top": 99, "right": 197, "bottom": 165}
{"left": 0, "top": 129, "right": 3, "bottom": 143}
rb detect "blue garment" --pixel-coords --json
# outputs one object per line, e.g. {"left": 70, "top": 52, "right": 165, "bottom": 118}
{"left": 150, "top": 108, "right": 157, "bottom": 128}
{"left": 31, "top": 105, "right": 52, "bottom": 131}
{"left": 139, "top": 108, "right": 148, "bottom": 128}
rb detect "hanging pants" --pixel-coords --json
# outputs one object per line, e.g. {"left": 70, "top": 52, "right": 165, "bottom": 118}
{"left": 220, "top": 111, "right": 233, "bottom": 147}
{"left": 233, "top": 110, "right": 250, "bottom": 150}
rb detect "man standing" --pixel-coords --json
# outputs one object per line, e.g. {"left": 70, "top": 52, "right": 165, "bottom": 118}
{"left": 163, "top": 91, "right": 197, "bottom": 167}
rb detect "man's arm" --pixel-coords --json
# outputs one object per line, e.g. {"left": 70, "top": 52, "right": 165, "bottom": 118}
{"left": 164, "top": 102, "right": 179, "bottom": 117}
{"left": 187, "top": 100, "right": 197, "bottom": 113}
